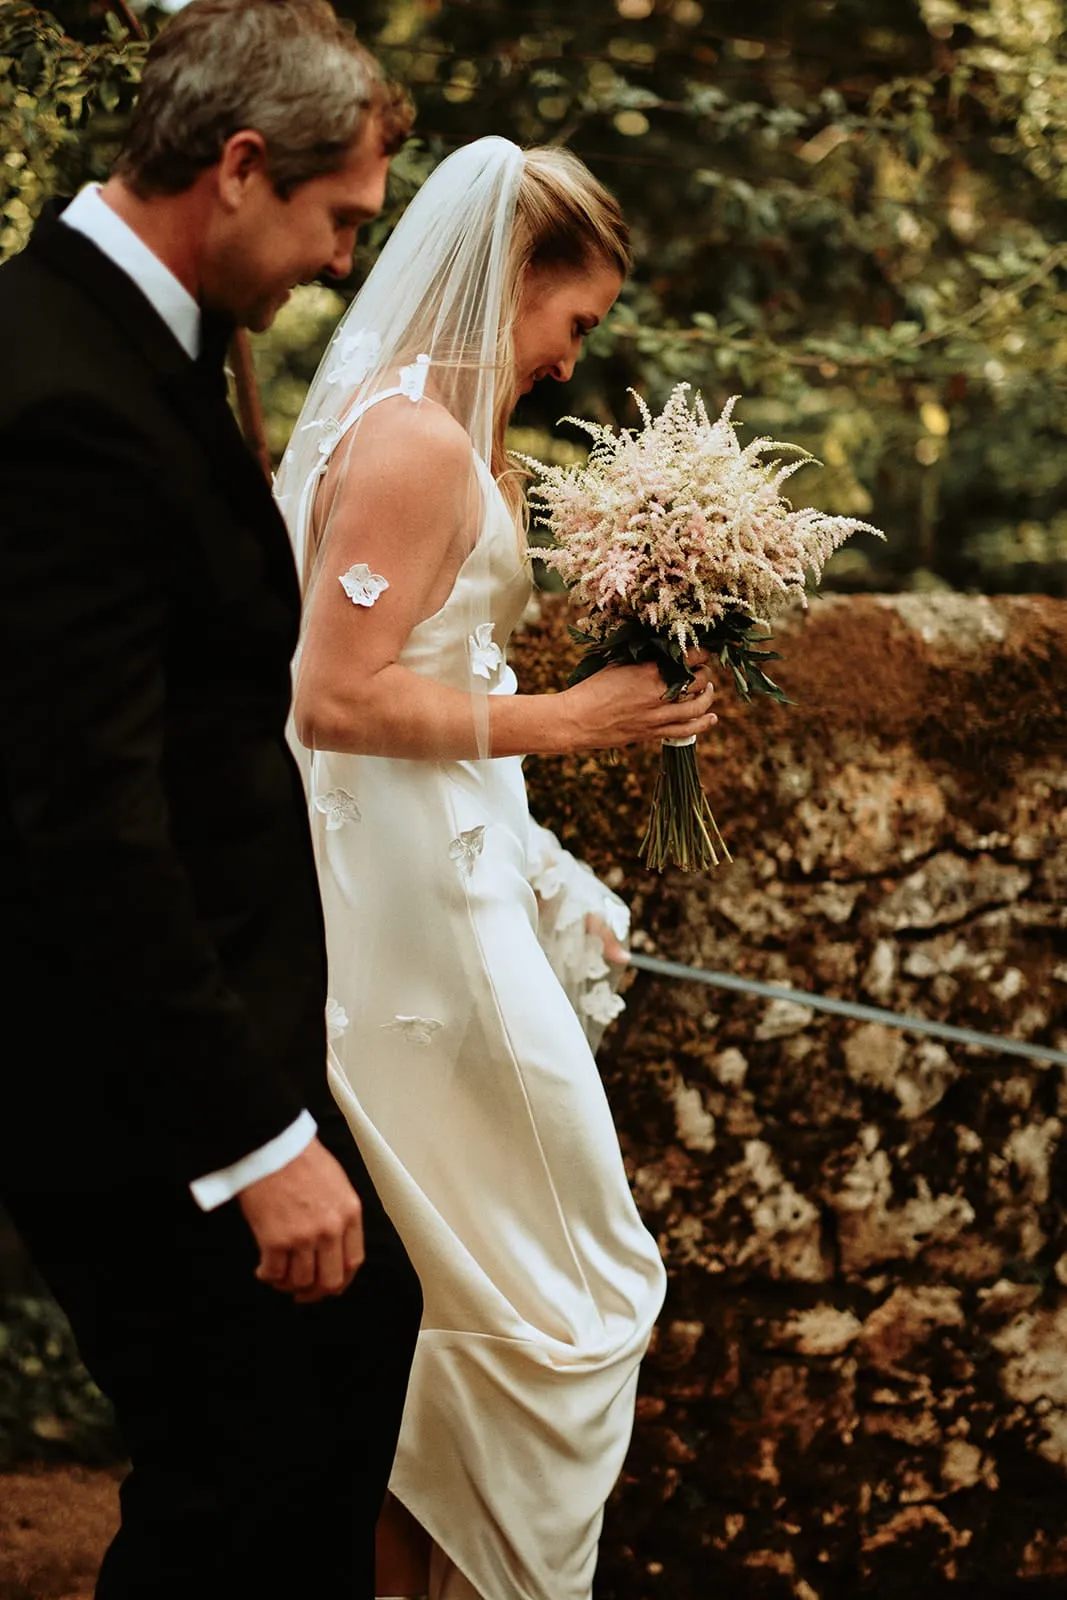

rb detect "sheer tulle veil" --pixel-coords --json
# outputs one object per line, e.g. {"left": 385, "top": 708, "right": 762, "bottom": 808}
{"left": 274, "top": 135, "right": 527, "bottom": 766}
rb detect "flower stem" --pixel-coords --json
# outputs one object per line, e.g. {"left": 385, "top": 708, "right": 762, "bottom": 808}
{"left": 639, "top": 741, "right": 732, "bottom": 872}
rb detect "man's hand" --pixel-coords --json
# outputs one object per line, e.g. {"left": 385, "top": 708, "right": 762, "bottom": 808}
{"left": 238, "top": 1138, "right": 364, "bottom": 1305}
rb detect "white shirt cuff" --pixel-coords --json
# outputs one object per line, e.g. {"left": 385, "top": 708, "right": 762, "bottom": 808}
{"left": 189, "top": 1110, "right": 318, "bottom": 1212}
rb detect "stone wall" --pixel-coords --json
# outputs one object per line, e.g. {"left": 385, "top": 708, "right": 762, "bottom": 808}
{"left": 2, "top": 593, "right": 1065, "bottom": 1595}
{"left": 516, "top": 592, "right": 1067, "bottom": 1599}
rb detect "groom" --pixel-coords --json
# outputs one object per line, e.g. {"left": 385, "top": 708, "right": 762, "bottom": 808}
{"left": 0, "top": 2, "right": 420, "bottom": 1595}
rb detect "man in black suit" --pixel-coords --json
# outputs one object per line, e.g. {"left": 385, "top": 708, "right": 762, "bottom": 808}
{"left": 0, "top": 3, "right": 421, "bottom": 1594}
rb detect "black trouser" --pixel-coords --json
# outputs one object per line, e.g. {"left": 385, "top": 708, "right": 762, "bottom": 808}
{"left": 4, "top": 1130, "right": 421, "bottom": 1600}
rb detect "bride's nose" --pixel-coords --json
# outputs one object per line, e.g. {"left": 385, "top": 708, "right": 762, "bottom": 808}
{"left": 551, "top": 352, "right": 577, "bottom": 383}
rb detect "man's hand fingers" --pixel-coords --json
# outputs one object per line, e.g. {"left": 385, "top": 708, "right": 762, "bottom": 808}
{"left": 239, "top": 1138, "right": 367, "bottom": 1301}
{"left": 314, "top": 1236, "right": 347, "bottom": 1296}
{"left": 286, "top": 1244, "right": 317, "bottom": 1291}
{"left": 342, "top": 1216, "right": 365, "bottom": 1277}
{"left": 255, "top": 1246, "right": 292, "bottom": 1289}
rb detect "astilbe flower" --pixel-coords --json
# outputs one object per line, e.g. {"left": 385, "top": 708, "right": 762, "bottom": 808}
{"left": 526, "top": 386, "right": 883, "bottom": 652}
{"left": 522, "top": 384, "right": 884, "bottom": 873}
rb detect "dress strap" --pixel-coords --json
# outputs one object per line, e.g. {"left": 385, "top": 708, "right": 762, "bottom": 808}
{"left": 293, "top": 354, "right": 432, "bottom": 548}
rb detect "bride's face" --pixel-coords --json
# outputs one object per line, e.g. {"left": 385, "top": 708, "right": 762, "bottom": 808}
{"left": 512, "top": 260, "right": 623, "bottom": 403}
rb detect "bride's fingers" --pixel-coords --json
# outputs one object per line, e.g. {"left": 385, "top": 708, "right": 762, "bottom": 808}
{"left": 658, "top": 711, "right": 717, "bottom": 742}
{"left": 657, "top": 684, "right": 717, "bottom": 739}
{"left": 661, "top": 667, "right": 713, "bottom": 702}
{"left": 659, "top": 681, "right": 715, "bottom": 721}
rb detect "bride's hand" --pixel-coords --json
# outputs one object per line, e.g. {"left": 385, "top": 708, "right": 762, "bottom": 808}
{"left": 560, "top": 659, "right": 716, "bottom": 752}
{"left": 586, "top": 912, "right": 629, "bottom": 966}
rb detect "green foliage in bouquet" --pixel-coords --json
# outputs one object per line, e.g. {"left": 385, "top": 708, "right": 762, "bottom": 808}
{"left": 567, "top": 611, "right": 790, "bottom": 706}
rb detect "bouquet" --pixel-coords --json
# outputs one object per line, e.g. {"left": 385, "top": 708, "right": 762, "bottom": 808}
{"left": 524, "top": 384, "right": 884, "bottom": 872}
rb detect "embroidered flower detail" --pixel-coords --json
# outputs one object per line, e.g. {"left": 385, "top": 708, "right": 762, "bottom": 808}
{"left": 382, "top": 1015, "right": 443, "bottom": 1046}
{"left": 580, "top": 983, "right": 625, "bottom": 1028}
{"left": 340, "top": 563, "right": 390, "bottom": 607}
{"left": 578, "top": 938, "right": 612, "bottom": 982}
{"left": 449, "top": 825, "right": 486, "bottom": 876}
{"left": 326, "top": 998, "right": 350, "bottom": 1040}
{"left": 301, "top": 415, "right": 343, "bottom": 457}
{"left": 468, "top": 622, "right": 504, "bottom": 680}
{"left": 398, "top": 353, "right": 431, "bottom": 402}
{"left": 325, "top": 328, "right": 381, "bottom": 388}
{"left": 314, "top": 788, "right": 362, "bottom": 830}
{"left": 530, "top": 858, "right": 565, "bottom": 901}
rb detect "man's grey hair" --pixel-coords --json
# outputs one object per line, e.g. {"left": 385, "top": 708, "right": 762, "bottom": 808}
{"left": 115, "top": 0, "right": 412, "bottom": 198}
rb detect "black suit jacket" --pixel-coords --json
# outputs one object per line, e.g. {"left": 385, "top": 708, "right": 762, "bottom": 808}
{"left": 0, "top": 205, "right": 337, "bottom": 1190}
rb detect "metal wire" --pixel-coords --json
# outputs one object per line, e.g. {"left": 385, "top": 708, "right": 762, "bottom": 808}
{"left": 629, "top": 952, "right": 1067, "bottom": 1069}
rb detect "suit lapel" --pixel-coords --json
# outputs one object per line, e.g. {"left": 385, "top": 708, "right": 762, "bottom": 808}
{"left": 27, "top": 203, "right": 299, "bottom": 617}
{"left": 156, "top": 359, "right": 300, "bottom": 615}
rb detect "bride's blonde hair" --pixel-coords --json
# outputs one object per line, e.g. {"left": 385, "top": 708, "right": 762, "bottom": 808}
{"left": 494, "top": 148, "right": 631, "bottom": 514}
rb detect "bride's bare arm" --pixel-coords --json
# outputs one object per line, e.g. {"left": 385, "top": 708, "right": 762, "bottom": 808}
{"left": 293, "top": 404, "right": 716, "bottom": 761}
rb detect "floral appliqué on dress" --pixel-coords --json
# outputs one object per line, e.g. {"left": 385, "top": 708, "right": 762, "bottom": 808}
{"left": 340, "top": 563, "right": 390, "bottom": 607}
{"left": 581, "top": 983, "right": 626, "bottom": 1028}
{"left": 382, "top": 1015, "right": 443, "bottom": 1046}
{"left": 325, "top": 328, "right": 381, "bottom": 389}
{"left": 449, "top": 826, "right": 486, "bottom": 876}
{"left": 469, "top": 623, "right": 504, "bottom": 681}
{"left": 301, "top": 414, "right": 343, "bottom": 458}
{"left": 326, "top": 998, "right": 350, "bottom": 1040}
{"left": 398, "top": 353, "right": 431, "bottom": 401}
{"left": 314, "top": 789, "right": 362, "bottom": 830}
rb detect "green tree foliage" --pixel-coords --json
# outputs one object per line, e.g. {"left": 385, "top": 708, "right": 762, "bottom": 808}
{"left": 0, "top": 4, "right": 144, "bottom": 257}
{"left": 3, "top": 0, "right": 1066, "bottom": 593}
{"left": 353, "top": 0, "right": 1067, "bottom": 594}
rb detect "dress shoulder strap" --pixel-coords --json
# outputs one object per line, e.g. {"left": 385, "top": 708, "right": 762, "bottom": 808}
{"left": 328, "top": 353, "right": 433, "bottom": 461}
{"left": 291, "top": 354, "right": 433, "bottom": 544}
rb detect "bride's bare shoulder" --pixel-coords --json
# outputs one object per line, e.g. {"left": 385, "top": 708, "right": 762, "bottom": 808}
{"left": 342, "top": 393, "right": 474, "bottom": 482}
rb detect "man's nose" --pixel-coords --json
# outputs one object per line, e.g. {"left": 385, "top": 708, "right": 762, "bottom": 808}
{"left": 324, "top": 242, "right": 356, "bottom": 281}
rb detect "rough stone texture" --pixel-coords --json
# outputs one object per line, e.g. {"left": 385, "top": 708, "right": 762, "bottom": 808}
{"left": 516, "top": 593, "right": 1067, "bottom": 1599}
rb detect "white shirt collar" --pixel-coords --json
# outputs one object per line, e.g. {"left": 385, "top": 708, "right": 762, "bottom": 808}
{"left": 61, "top": 183, "right": 202, "bottom": 360}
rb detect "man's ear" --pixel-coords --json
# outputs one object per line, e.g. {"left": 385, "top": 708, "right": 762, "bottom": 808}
{"left": 216, "top": 130, "right": 271, "bottom": 211}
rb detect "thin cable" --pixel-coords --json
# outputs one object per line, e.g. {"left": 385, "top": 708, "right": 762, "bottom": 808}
{"left": 629, "top": 952, "right": 1067, "bottom": 1069}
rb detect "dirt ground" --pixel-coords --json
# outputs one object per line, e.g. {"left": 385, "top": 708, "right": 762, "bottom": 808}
{"left": 0, "top": 1468, "right": 119, "bottom": 1600}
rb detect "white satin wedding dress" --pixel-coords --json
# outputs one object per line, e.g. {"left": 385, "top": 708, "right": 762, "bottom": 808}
{"left": 298, "top": 386, "right": 667, "bottom": 1600}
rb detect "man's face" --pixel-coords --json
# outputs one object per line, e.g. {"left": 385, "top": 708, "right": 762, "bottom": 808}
{"left": 206, "top": 114, "right": 391, "bottom": 331}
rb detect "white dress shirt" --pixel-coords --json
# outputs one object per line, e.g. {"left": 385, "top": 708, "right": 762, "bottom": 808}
{"left": 61, "top": 184, "right": 317, "bottom": 1210}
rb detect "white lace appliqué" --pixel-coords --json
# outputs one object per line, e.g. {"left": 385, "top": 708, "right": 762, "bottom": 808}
{"left": 325, "top": 328, "right": 381, "bottom": 389}
{"left": 469, "top": 622, "right": 504, "bottom": 681}
{"left": 314, "top": 788, "right": 362, "bottom": 831}
{"left": 581, "top": 983, "right": 626, "bottom": 1028}
{"left": 449, "top": 825, "right": 486, "bottom": 876}
{"left": 339, "top": 563, "right": 390, "bottom": 608}
{"left": 326, "top": 998, "right": 349, "bottom": 1040}
{"left": 301, "top": 415, "right": 343, "bottom": 458}
{"left": 398, "top": 353, "right": 431, "bottom": 401}
{"left": 526, "top": 820, "right": 630, "bottom": 1051}
{"left": 382, "top": 1015, "right": 443, "bottom": 1046}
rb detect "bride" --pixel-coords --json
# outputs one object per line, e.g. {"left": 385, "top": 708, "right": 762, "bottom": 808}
{"left": 274, "top": 136, "right": 716, "bottom": 1600}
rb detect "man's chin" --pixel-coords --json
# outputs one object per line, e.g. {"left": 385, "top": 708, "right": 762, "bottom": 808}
{"left": 245, "top": 290, "right": 292, "bottom": 333}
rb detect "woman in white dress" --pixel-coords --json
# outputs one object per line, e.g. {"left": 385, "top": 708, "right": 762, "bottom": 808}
{"left": 274, "top": 138, "right": 716, "bottom": 1600}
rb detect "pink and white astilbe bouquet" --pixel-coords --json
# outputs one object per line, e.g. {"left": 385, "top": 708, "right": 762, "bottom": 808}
{"left": 525, "top": 384, "right": 884, "bottom": 871}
